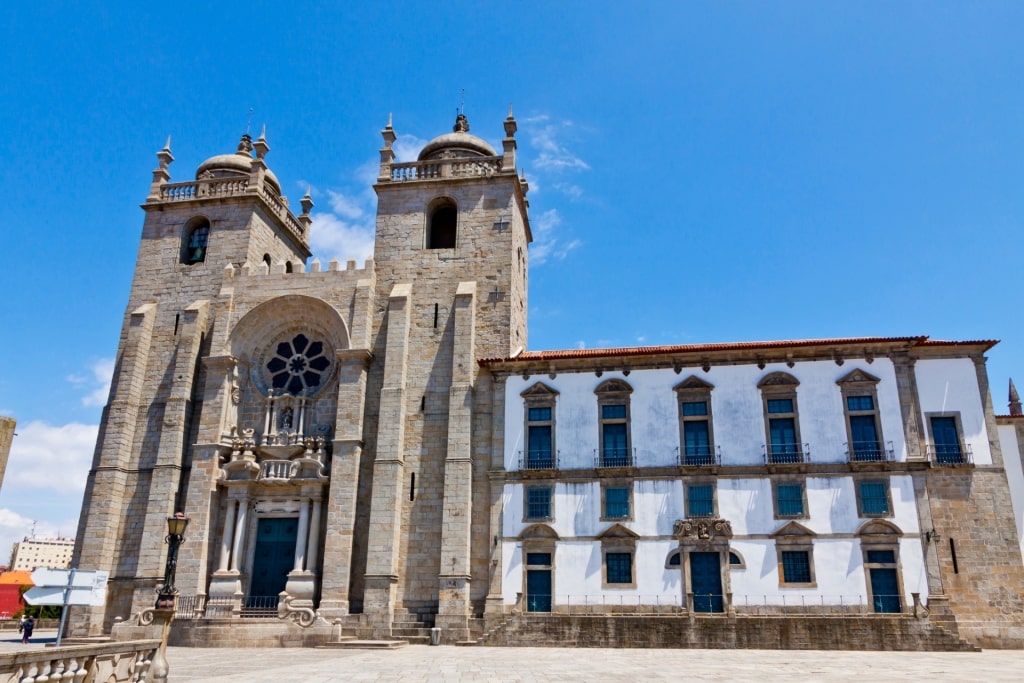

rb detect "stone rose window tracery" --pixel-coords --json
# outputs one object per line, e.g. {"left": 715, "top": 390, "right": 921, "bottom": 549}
{"left": 265, "top": 333, "right": 331, "bottom": 396}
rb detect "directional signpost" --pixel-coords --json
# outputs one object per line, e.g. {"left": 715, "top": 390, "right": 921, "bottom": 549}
{"left": 24, "top": 568, "right": 109, "bottom": 645}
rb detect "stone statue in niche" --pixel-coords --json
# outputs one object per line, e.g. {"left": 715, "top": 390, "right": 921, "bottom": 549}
{"left": 282, "top": 407, "right": 294, "bottom": 431}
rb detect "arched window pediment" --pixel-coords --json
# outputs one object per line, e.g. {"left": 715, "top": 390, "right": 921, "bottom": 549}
{"left": 519, "top": 523, "right": 559, "bottom": 541}
{"left": 595, "top": 379, "right": 633, "bottom": 395}
{"left": 857, "top": 520, "right": 903, "bottom": 537}
{"left": 674, "top": 375, "right": 715, "bottom": 392}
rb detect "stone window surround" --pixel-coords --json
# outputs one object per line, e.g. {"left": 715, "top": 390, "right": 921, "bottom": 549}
{"left": 598, "top": 524, "right": 639, "bottom": 589}
{"left": 686, "top": 479, "right": 718, "bottom": 518}
{"left": 595, "top": 379, "right": 634, "bottom": 466}
{"left": 772, "top": 478, "right": 808, "bottom": 519}
{"left": 523, "top": 484, "right": 554, "bottom": 522}
{"left": 521, "top": 382, "right": 558, "bottom": 467}
{"left": 837, "top": 368, "right": 886, "bottom": 459}
{"left": 728, "top": 549, "right": 746, "bottom": 570}
{"left": 858, "top": 520, "right": 905, "bottom": 614}
{"left": 758, "top": 372, "right": 804, "bottom": 459}
{"left": 674, "top": 375, "right": 716, "bottom": 464}
{"left": 600, "top": 480, "right": 633, "bottom": 521}
{"left": 520, "top": 525, "right": 558, "bottom": 612}
{"left": 854, "top": 477, "right": 893, "bottom": 518}
{"left": 773, "top": 522, "right": 817, "bottom": 587}
{"left": 924, "top": 411, "right": 967, "bottom": 459}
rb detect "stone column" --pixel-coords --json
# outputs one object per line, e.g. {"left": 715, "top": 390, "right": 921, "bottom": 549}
{"left": 306, "top": 496, "right": 323, "bottom": 572}
{"left": 175, "top": 353, "right": 238, "bottom": 610}
{"left": 363, "top": 284, "right": 412, "bottom": 638}
{"left": 71, "top": 302, "right": 157, "bottom": 636}
{"left": 484, "top": 374, "right": 508, "bottom": 629}
{"left": 230, "top": 497, "right": 248, "bottom": 572}
{"left": 293, "top": 497, "right": 310, "bottom": 571}
{"left": 318, "top": 349, "right": 373, "bottom": 618}
{"left": 973, "top": 355, "right": 1005, "bottom": 467}
{"left": 891, "top": 352, "right": 925, "bottom": 461}
{"left": 133, "top": 301, "right": 210, "bottom": 615}
{"left": 436, "top": 283, "right": 476, "bottom": 642}
{"left": 286, "top": 493, "right": 316, "bottom": 605}
{"left": 217, "top": 499, "right": 237, "bottom": 572}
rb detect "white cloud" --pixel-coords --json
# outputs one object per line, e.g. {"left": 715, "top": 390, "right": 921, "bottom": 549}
{"left": 0, "top": 419, "right": 94, "bottom": 565}
{"left": 530, "top": 209, "right": 582, "bottom": 266}
{"left": 67, "top": 358, "right": 114, "bottom": 408}
{"left": 394, "top": 134, "right": 428, "bottom": 163}
{"left": 309, "top": 207, "right": 375, "bottom": 267}
{"left": 523, "top": 115, "right": 590, "bottom": 173}
{"left": 4, "top": 421, "right": 96, "bottom": 495}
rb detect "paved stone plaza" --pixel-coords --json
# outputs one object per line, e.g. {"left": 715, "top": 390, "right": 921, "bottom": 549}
{"left": 2, "top": 631, "right": 1023, "bottom": 681}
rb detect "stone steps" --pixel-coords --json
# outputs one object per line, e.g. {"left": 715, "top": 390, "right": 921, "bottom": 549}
{"left": 317, "top": 639, "right": 408, "bottom": 650}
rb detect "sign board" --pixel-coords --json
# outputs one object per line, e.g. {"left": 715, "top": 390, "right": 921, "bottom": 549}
{"left": 24, "top": 568, "right": 109, "bottom": 607}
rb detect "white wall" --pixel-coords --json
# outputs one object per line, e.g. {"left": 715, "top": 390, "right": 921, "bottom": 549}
{"left": 504, "top": 359, "right": 906, "bottom": 469}
{"left": 915, "top": 358, "right": 990, "bottom": 464}
{"left": 999, "top": 423, "right": 1024, "bottom": 562}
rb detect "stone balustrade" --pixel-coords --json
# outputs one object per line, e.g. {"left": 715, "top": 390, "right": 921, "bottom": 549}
{"left": 0, "top": 640, "right": 161, "bottom": 682}
{"left": 389, "top": 156, "right": 503, "bottom": 182}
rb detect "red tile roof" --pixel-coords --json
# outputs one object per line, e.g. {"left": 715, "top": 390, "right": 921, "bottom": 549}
{"left": 479, "top": 335, "right": 997, "bottom": 366}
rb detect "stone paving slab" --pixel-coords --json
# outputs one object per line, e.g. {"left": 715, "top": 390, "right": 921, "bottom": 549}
{"left": 165, "top": 643, "right": 1024, "bottom": 682}
{"left": 3, "top": 632, "right": 1022, "bottom": 682}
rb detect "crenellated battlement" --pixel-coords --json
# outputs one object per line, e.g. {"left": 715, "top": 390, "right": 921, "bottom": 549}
{"left": 224, "top": 257, "right": 375, "bottom": 279}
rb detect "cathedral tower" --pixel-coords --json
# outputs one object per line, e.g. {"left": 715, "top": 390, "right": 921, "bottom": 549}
{"left": 359, "top": 110, "right": 530, "bottom": 638}
{"left": 72, "top": 130, "right": 311, "bottom": 633}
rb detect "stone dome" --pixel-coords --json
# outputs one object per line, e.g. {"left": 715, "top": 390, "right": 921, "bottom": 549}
{"left": 196, "top": 134, "right": 281, "bottom": 193}
{"left": 417, "top": 113, "right": 497, "bottom": 161}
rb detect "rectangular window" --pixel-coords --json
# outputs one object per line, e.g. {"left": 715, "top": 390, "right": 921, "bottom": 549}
{"left": 781, "top": 550, "right": 812, "bottom": 584}
{"left": 602, "top": 423, "right": 629, "bottom": 466}
{"left": 525, "top": 486, "right": 552, "bottom": 520}
{"left": 602, "top": 404, "right": 627, "bottom": 420}
{"left": 683, "top": 421, "right": 711, "bottom": 461}
{"left": 687, "top": 484, "right": 714, "bottom": 517}
{"left": 526, "top": 405, "right": 553, "bottom": 468}
{"left": 859, "top": 480, "right": 890, "bottom": 516}
{"left": 930, "top": 416, "right": 963, "bottom": 463}
{"left": 681, "top": 401, "right": 708, "bottom": 417}
{"left": 526, "top": 552, "right": 551, "bottom": 566}
{"left": 604, "top": 486, "right": 630, "bottom": 519}
{"left": 847, "top": 395, "right": 874, "bottom": 411}
{"left": 775, "top": 482, "right": 805, "bottom": 517}
{"left": 866, "top": 549, "right": 896, "bottom": 564}
{"left": 606, "top": 552, "right": 633, "bottom": 584}
{"left": 767, "top": 398, "right": 794, "bottom": 414}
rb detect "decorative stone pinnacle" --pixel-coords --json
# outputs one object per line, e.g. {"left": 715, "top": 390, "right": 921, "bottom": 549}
{"left": 1010, "top": 379, "right": 1022, "bottom": 415}
{"left": 386, "top": 112, "right": 393, "bottom": 130}
{"left": 254, "top": 126, "right": 270, "bottom": 159}
{"left": 300, "top": 187, "right": 314, "bottom": 216}
{"left": 156, "top": 136, "right": 174, "bottom": 169}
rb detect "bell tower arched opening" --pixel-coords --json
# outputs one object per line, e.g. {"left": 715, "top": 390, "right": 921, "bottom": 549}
{"left": 427, "top": 198, "right": 458, "bottom": 249}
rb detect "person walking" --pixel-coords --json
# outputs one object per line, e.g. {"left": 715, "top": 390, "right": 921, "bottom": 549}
{"left": 21, "top": 616, "right": 33, "bottom": 645}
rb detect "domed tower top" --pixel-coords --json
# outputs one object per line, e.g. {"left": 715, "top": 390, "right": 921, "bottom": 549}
{"left": 195, "top": 131, "right": 282, "bottom": 193}
{"left": 417, "top": 113, "right": 497, "bottom": 160}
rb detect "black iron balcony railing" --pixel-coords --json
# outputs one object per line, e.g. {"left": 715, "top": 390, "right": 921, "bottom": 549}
{"left": 763, "top": 443, "right": 809, "bottom": 465}
{"left": 926, "top": 443, "right": 973, "bottom": 466}
{"left": 596, "top": 447, "right": 635, "bottom": 468}
{"left": 676, "top": 445, "right": 722, "bottom": 467}
{"left": 845, "top": 441, "right": 895, "bottom": 463}
{"left": 518, "top": 450, "right": 559, "bottom": 471}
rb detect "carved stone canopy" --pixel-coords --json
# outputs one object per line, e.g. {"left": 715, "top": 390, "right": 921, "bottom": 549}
{"left": 673, "top": 518, "right": 733, "bottom": 542}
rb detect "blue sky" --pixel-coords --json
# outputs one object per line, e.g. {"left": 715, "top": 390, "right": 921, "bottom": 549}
{"left": 1, "top": 2, "right": 1022, "bottom": 563}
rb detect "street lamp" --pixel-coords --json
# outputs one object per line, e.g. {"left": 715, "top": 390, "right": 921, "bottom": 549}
{"left": 155, "top": 512, "right": 189, "bottom": 609}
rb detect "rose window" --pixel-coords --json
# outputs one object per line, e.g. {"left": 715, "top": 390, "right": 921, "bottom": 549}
{"left": 265, "top": 333, "right": 331, "bottom": 395}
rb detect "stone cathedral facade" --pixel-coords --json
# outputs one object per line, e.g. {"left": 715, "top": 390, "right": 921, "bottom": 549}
{"left": 72, "top": 110, "right": 1024, "bottom": 649}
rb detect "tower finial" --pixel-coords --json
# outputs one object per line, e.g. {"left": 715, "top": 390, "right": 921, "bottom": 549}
{"left": 1010, "top": 379, "right": 1022, "bottom": 415}
{"left": 386, "top": 112, "right": 393, "bottom": 129}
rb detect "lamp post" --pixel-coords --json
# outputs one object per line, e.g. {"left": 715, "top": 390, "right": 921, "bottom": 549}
{"left": 155, "top": 512, "right": 189, "bottom": 609}
{"left": 150, "top": 512, "right": 188, "bottom": 683}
